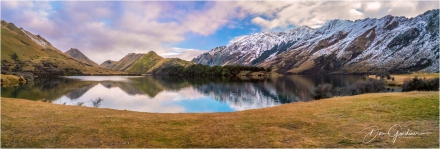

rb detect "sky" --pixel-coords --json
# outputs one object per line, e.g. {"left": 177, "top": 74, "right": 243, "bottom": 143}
{"left": 1, "top": 0, "right": 439, "bottom": 64}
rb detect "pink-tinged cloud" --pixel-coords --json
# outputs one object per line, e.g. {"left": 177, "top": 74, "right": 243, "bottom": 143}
{"left": 1, "top": 1, "right": 438, "bottom": 64}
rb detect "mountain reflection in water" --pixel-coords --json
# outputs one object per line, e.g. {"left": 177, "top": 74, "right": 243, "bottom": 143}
{"left": 1, "top": 75, "right": 365, "bottom": 113}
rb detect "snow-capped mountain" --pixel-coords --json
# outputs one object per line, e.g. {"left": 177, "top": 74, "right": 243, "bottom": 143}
{"left": 192, "top": 26, "right": 315, "bottom": 66}
{"left": 193, "top": 9, "right": 439, "bottom": 74}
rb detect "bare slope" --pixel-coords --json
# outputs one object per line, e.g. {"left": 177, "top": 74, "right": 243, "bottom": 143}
{"left": 64, "top": 48, "right": 99, "bottom": 67}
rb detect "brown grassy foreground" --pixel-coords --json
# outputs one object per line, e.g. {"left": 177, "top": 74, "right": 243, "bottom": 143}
{"left": 369, "top": 73, "right": 439, "bottom": 86}
{"left": 1, "top": 92, "right": 439, "bottom": 148}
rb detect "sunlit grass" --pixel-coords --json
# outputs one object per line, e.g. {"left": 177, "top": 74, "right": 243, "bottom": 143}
{"left": 1, "top": 92, "right": 438, "bottom": 148}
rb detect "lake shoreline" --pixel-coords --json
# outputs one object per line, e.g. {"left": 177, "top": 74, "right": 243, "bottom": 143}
{"left": 2, "top": 91, "right": 438, "bottom": 148}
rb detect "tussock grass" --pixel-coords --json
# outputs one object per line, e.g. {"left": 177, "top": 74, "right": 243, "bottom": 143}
{"left": 1, "top": 92, "right": 438, "bottom": 148}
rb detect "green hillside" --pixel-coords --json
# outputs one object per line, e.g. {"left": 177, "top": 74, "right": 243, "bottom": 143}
{"left": 1, "top": 20, "right": 124, "bottom": 76}
{"left": 150, "top": 58, "right": 194, "bottom": 74}
{"left": 126, "top": 51, "right": 165, "bottom": 74}
{"left": 102, "top": 51, "right": 194, "bottom": 75}
{"left": 1, "top": 20, "right": 192, "bottom": 76}
{"left": 127, "top": 52, "right": 194, "bottom": 74}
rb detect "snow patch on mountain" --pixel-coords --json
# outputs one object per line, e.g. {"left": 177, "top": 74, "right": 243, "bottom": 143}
{"left": 193, "top": 9, "right": 439, "bottom": 74}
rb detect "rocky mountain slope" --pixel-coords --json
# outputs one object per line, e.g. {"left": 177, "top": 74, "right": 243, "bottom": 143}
{"left": 1, "top": 20, "right": 123, "bottom": 75}
{"left": 193, "top": 9, "right": 439, "bottom": 74}
{"left": 64, "top": 48, "right": 99, "bottom": 67}
{"left": 100, "top": 60, "right": 118, "bottom": 69}
{"left": 192, "top": 26, "right": 314, "bottom": 66}
{"left": 100, "top": 51, "right": 194, "bottom": 74}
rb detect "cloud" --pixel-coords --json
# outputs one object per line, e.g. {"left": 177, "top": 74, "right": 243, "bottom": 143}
{"left": 54, "top": 84, "right": 209, "bottom": 113}
{"left": 182, "top": 1, "right": 244, "bottom": 36}
{"left": 1, "top": 1, "right": 438, "bottom": 64}
{"left": 162, "top": 47, "right": 206, "bottom": 61}
{"left": 1, "top": 1, "right": 224, "bottom": 63}
{"left": 228, "top": 35, "right": 247, "bottom": 46}
{"left": 365, "top": 2, "right": 382, "bottom": 11}
{"left": 237, "top": 1, "right": 439, "bottom": 30}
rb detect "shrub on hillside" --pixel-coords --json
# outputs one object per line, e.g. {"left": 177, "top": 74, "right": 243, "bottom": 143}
{"left": 91, "top": 97, "right": 104, "bottom": 108}
{"left": 312, "top": 83, "right": 333, "bottom": 99}
{"left": 375, "top": 71, "right": 391, "bottom": 80}
{"left": 311, "top": 78, "right": 386, "bottom": 100}
{"left": 402, "top": 77, "right": 439, "bottom": 91}
{"left": 350, "top": 78, "right": 386, "bottom": 95}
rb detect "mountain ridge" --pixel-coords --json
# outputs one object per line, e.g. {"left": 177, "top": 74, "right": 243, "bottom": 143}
{"left": 100, "top": 51, "right": 194, "bottom": 74}
{"left": 1, "top": 20, "right": 124, "bottom": 75}
{"left": 192, "top": 9, "right": 439, "bottom": 74}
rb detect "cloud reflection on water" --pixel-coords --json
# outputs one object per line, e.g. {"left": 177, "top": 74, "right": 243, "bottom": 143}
{"left": 3, "top": 75, "right": 367, "bottom": 113}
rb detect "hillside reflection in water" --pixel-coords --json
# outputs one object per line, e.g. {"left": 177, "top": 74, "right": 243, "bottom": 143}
{"left": 1, "top": 75, "right": 365, "bottom": 113}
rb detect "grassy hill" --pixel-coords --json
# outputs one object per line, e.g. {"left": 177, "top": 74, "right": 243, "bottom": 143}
{"left": 1, "top": 20, "right": 124, "bottom": 76}
{"left": 126, "top": 51, "right": 165, "bottom": 74}
{"left": 101, "top": 51, "right": 194, "bottom": 75}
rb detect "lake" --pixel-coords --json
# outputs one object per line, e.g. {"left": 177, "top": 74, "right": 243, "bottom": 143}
{"left": 1, "top": 75, "right": 398, "bottom": 113}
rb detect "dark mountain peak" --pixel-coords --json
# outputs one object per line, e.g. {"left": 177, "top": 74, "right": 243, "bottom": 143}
{"left": 67, "top": 48, "right": 80, "bottom": 52}
{"left": 103, "top": 60, "right": 116, "bottom": 64}
{"left": 65, "top": 48, "right": 98, "bottom": 66}
{"left": 421, "top": 9, "right": 439, "bottom": 16}
{"left": 65, "top": 48, "right": 84, "bottom": 56}
{"left": 100, "top": 60, "right": 118, "bottom": 68}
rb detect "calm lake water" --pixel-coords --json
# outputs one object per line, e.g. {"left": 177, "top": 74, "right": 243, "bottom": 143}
{"left": 1, "top": 75, "right": 396, "bottom": 113}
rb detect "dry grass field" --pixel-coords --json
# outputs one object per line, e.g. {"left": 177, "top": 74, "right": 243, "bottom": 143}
{"left": 1, "top": 92, "right": 438, "bottom": 148}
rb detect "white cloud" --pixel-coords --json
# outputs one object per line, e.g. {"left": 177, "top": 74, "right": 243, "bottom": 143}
{"left": 2, "top": 1, "right": 438, "bottom": 64}
{"left": 162, "top": 47, "right": 206, "bottom": 61}
{"left": 228, "top": 35, "right": 247, "bottom": 46}
{"left": 365, "top": 2, "right": 382, "bottom": 11}
{"left": 182, "top": 1, "right": 243, "bottom": 36}
{"left": 1, "top": 1, "right": 212, "bottom": 64}
{"left": 235, "top": 1, "right": 438, "bottom": 30}
{"left": 349, "top": 9, "right": 364, "bottom": 18}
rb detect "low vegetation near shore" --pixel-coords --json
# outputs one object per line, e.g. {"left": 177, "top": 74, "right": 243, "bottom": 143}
{"left": 312, "top": 78, "right": 386, "bottom": 99}
{"left": 1, "top": 74, "right": 26, "bottom": 86}
{"left": 311, "top": 74, "right": 439, "bottom": 100}
{"left": 368, "top": 73, "right": 439, "bottom": 86}
{"left": 2, "top": 92, "right": 438, "bottom": 148}
{"left": 167, "top": 64, "right": 273, "bottom": 77}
